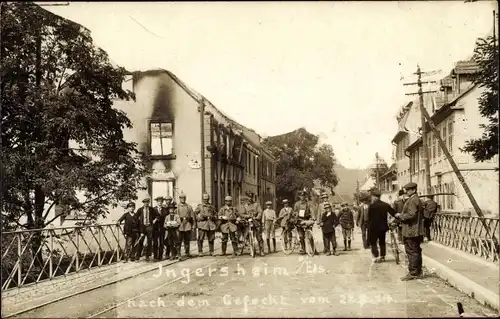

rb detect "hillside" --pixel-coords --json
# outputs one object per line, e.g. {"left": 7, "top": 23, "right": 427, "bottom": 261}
{"left": 332, "top": 163, "right": 371, "bottom": 203}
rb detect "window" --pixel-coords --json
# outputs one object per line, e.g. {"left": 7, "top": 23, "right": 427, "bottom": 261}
{"left": 151, "top": 180, "right": 174, "bottom": 201}
{"left": 150, "top": 122, "right": 173, "bottom": 156}
{"left": 448, "top": 119, "right": 453, "bottom": 152}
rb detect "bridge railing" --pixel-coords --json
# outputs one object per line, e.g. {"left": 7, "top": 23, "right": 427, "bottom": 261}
{"left": 431, "top": 213, "right": 500, "bottom": 262}
{"left": 1, "top": 224, "right": 125, "bottom": 291}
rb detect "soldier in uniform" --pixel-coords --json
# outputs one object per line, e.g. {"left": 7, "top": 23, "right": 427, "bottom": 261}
{"left": 241, "top": 193, "right": 265, "bottom": 256}
{"left": 152, "top": 196, "right": 168, "bottom": 261}
{"left": 293, "top": 190, "right": 313, "bottom": 254}
{"left": 276, "top": 199, "right": 294, "bottom": 250}
{"left": 195, "top": 193, "right": 217, "bottom": 256}
{"left": 164, "top": 202, "right": 181, "bottom": 260}
{"left": 262, "top": 201, "right": 277, "bottom": 253}
{"left": 135, "top": 198, "right": 158, "bottom": 262}
{"left": 176, "top": 193, "right": 195, "bottom": 259}
{"left": 396, "top": 182, "right": 425, "bottom": 280}
{"left": 218, "top": 195, "right": 239, "bottom": 256}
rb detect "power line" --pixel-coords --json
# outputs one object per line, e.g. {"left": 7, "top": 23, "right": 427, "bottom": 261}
{"left": 129, "top": 15, "right": 164, "bottom": 39}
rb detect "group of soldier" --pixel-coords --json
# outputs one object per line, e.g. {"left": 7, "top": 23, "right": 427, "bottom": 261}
{"left": 354, "top": 182, "right": 438, "bottom": 281}
{"left": 117, "top": 192, "right": 284, "bottom": 262}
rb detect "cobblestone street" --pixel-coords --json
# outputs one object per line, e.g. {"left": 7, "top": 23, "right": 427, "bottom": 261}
{"left": 13, "top": 230, "right": 498, "bottom": 318}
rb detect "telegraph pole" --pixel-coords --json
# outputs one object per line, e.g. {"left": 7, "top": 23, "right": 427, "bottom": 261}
{"left": 404, "top": 65, "right": 436, "bottom": 195}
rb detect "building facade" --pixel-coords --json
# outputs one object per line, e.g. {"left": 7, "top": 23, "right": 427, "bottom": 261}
{"left": 391, "top": 61, "right": 499, "bottom": 215}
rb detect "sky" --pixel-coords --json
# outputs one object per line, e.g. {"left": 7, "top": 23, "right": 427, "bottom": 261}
{"left": 45, "top": 1, "right": 497, "bottom": 169}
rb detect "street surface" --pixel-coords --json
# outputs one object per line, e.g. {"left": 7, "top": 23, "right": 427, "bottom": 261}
{"left": 12, "top": 229, "right": 498, "bottom": 318}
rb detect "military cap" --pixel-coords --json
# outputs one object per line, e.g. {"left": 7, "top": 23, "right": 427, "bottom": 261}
{"left": 224, "top": 195, "right": 232, "bottom": 201}
{"left": 323, "top": 203, "right": 331, "bottom": 209}
{"left": 341, "top": 202, "right": 348, "bottom": 206}
{"left": 282, "top": 199, "right": 289, "bottom": 203}
{"left": 398, "top": 190, "right": 406, "bottom": 196}
{"left": 126, "top": 202, "right": 136, "bottom": 208}
{"left": 265, "top": 201, "right": 272, "bottom": 205}
{"left": 142, "top": 198, "right": 150, "bottom": 203}
{"left": 321, "top": 193, "right": 328, "bottom": 198}
{"left": 155, "top": 196, "right": 164, "bottom": 201}
{"left": 403, "top": 182, "right": 417, "bottom": 190}
{"left": 165, "top": 195, "right": 173, "bottom": 201}
{"left": 202, "top": 193, "right": 210, "bottom": 200}
{"left": 371, "top": 189, "right": 381, "bottom": 196}
{"left": 179, "top": 192, "right": 187, "bottom": 198}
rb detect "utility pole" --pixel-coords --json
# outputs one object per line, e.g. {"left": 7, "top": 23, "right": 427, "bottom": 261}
{"left": 404, "top": 65, "right": 436, "bottom": 196}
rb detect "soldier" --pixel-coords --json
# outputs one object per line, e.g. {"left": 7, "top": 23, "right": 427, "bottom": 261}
{"left": 152, "top": 196, "right": 168, "bottom": 261}
{"left": 422, "top": 195, "right": 438, "bottom": 242}
{"left": 262, "top": 201, "right": 277, "bottom": 253}
{"left": 396, "top": 182, "right": 425, "bottom": 281}
{"left": 135, "top": 198, "right": 158, "bottom": 262}
{"left": 241, "top": 193, "right": 265, "bottom": 256}
{"left": 236, "top": 196, "right": 250, "bottom": 245}
{"left": 218, "top": 195, "right": 239, "bottom": 256}
{"left": 195, "top": 193, "right": 217, "bottom": 256}
{"left": 338, "top": 202, "right": 355, "bottom": 251}
{"left": 176, "top": 193, "right": 195, "bottom": 259}
{"left": 164, "top": 202, "right": 181, "bottom": 260}
{"left": 293, "top": 190, "right": 313, "bottom": 254}
{"left": 276, "top": 199, "right": 294, "bottom": 250}
{"left": 116, "top": 202, "right": 140, "bottom": 262}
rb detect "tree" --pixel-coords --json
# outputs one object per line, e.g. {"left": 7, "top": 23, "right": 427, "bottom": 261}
{"left": 461, "top": 36, "right": 499, "bottom": 165}
{"left": 262, "top": 128, "right": 339, "bottom": 202}
{"left": 1, "top": 2, "right": 149, "bottom": 231}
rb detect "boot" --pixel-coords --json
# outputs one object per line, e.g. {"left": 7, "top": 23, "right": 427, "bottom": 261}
{"left": 185, "top": 242, "right": 191, "bottom": 258}
{"left": 348, "top": 240, "right": 351, "bottom": 251}
{"left": 343, "top": 239, "right": 347, "bottom": 251}
{"left": 272, "top": 238, "right": 277, "bottom": 253}
{"left": 221, "top": 242, "right": 227, "bottom": 256}
{"left": 300, "top": 239, "right": 306, "bottom": 254}
{"left": 208, "top": 241, "right": 214, "bottom": 256}
{"left": 232, "top": 242, "right": 238, "bottom": 256}
{"left": 266, "top": 239, "right": 271, "bottom": 253}
{"left": 198, "top": 241, "right": 203, "bottom": 257}
{"left": 259, "top": 242, "right": 265, "bottom": 256}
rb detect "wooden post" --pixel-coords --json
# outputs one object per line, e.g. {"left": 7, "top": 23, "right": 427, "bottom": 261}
{"left": 416, "top": 66, "right": 433, "bottom": 196}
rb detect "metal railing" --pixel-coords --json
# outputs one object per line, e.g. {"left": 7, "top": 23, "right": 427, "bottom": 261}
{"left": 1, "top": 224, "right": 125, "bottom": 291}
{"left": 432, "top": 213, "right": 500, "bottom": 262}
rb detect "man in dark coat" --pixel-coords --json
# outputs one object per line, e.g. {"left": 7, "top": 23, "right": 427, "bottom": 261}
{"left": 152, "top": 196, "right": 168, "bottom": 261}
{"left": 396, "top": 182, "right": 425, "bottom": 281}
{"left": 135, "top": 198, "right": 158, "bottom": 261}
{"left": 356, "top": 198, "right": 370, "bottom": 249}
{"left": 367, "top": 189, "right": 396, "bottom": 263}
{"left": 422, "top": 195, "right": 438, "bottom": 242}
{"left": 320, "top": 203, "right": 339, "bottom": 256}
{"left": 116, "top": 202, "right": 140, "bottom": 262}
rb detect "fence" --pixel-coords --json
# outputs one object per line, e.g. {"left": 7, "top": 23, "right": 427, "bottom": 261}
{"left": 432, "top": 213, "right": 500, "bottom": 262}
{"left": 1, "top": 224, "right": 125, "bottom": 291}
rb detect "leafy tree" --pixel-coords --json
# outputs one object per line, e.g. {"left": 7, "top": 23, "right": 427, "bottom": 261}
{"left": 262, "top": 128, "right": 339, "bottom": 202}
{"left": 461, "top": 36, "right": 499, "bottom": 166}
{"left": 1, "top": 2, "right": 149, "bottom": 232}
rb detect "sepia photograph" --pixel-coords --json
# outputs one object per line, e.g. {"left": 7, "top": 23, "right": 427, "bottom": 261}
{"left": 1, "top": 0, "right": 499, "bottom": 318}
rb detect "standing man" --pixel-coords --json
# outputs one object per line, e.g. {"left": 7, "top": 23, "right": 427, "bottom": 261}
{"left": 176, "top": 193, "right": 195, "bottom": 259}
{"left": 356, "top": 198, "right": 370, "bottom": 249}
{"left": 277, "top": 199, "right": 294, "bottom": 250}
{"left": 392, "top": 190, "right": 406, "bottom": 242}
{"left": 116, "top": 202, "right": 140, "bottom": 262}
{"left": 242, "top": 193, "right": 265, "bottom": 256}
{"left": 218, "top": 195, "right": 239, "bottom": 256}
{"left": 396, "top": 182, "right": 425, "bottom": 281}
{"left": 293, "top": 190, "right": 313, "bottom": 254}
{"left": 164, "top": 202, "right": 181, "bottom": 260}
{"left": 152, "top": 196, "right": 167, "bottom": 261}
{"left": 262, "top": 201, "right": 277, "bottom": 253}
{"left": 338, "top": 202, "right": 355, "bottom": 251}
{"left": 163, "top": 195, "right": 173, "bottom": 258}
{"left": 367, "top": 189, "right": 396, "bottom": 263}
{"left": 320, "top": 203, "right": 339, "bottom": 256}
{"left": 136, "top": 198, "right": 157, "bottom": 262}
{"left": 195, "top": 193, "right": 217, "bottom": 256}
{"left": 422, "top": 195, "right": 438, "bottom": 242}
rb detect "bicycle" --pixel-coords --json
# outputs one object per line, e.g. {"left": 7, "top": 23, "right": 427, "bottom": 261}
{"left": 388, "top": 220, "right": 407, "bottom": 265}
{"left": 238, "top": 218, "right": 258, "bottom": 258}
{"left": 280, "top": 219, "right": 316, "bottom": 257}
